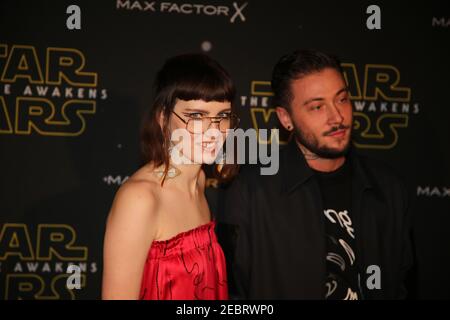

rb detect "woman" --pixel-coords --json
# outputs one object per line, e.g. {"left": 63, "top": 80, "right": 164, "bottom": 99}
{"left": 102, "top": 53, "right": 239, "bottom": 300}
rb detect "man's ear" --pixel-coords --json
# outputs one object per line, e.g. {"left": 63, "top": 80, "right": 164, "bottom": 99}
{"left": 275, "top": 106, "right": 294, "bottom": 131}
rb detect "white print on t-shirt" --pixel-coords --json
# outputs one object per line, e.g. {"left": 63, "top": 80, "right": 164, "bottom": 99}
{"left": 324, "top": 209, "right": 355, "bottom": 239}
{"left": 325, "top": 280, "right": 338, "bottom": 298}
{"left": 326, "top": 252, "right": 346, "bottom": 271}
{"left": 344, "top": 287, "right": 359, "bottom": 300}
{"left": 339, "top": 239, "right": 355, "bottom": 266}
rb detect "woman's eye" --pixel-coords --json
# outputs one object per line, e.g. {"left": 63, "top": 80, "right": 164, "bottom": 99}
{"left": 186, "top": 113, "right": 204, "bottom": 119}
{"left": 218, "top": 112, "right": 231, "bottom": 118}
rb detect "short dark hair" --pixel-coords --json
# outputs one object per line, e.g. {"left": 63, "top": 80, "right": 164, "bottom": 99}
{"left": 271, "top": 49, "right": 343, "bottom": 109}
{"left": 140, "top": 53, "right": 238, "bottom": 184}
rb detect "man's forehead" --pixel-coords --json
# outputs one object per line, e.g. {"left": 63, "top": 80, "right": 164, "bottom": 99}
{"left": 291, "top": 71, "right": 346, "bottom": 98}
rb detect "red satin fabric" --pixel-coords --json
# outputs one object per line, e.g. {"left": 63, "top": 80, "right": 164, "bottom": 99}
{"left": 139, "top": 220, "right": 228, "bottom": 300}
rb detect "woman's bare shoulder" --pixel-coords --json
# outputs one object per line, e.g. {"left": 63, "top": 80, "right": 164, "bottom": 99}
{"left": 108, "top": 165, "right": 161, "bottom": 223}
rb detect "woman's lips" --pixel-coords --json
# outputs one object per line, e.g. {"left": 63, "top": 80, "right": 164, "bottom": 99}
{"left": 197, "top": 141, "right": 217, "bottom": 151}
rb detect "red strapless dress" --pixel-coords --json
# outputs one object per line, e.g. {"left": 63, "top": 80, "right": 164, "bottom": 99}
{"left": 139, "top": 220, "right": 228, "bottom": 300}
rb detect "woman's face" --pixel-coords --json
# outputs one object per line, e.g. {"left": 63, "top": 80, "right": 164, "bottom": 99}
{"left": 168, "top": 99, "right": 232, "bottom": 165}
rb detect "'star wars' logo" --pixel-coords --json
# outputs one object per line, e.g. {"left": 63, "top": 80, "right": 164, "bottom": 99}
{"left": 0, "top": 223, "right": 93, "bottom": 300}
{"left": 240, "top": 64, "right": 419, "bottom": 149}
{"left": 240, "top": 81, "right": 289, "bottom": 145}
{"left": 0, "top": 44, "right": 107, "bottom": 137}
{"left": 342, "top": 63, "right": 419, "bottom": 149}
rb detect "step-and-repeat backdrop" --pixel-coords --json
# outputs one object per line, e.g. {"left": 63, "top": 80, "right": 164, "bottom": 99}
{"left": 0, "top": 0, "right": 449, "bottom": 299}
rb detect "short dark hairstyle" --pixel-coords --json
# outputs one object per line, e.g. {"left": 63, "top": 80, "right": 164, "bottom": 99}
{"left": 271, "top": 49, "right": 343, "bottom": 109}
{"left": 140, "top": 53, "right": 238, "bottom": 185}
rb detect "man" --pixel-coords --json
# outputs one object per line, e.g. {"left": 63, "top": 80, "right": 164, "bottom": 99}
{"left": 222, "top": 49, "right": 413, "bottom": 299}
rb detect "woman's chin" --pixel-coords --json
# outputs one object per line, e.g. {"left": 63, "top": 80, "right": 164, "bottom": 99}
{"left": 200, "top": 150, "right": 220, "bottom": 164}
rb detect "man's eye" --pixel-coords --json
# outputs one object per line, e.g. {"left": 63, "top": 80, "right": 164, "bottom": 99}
{"left": 339, "top": 96, "right": 349, "bottom": 103}
{"left": 311, "top": 105, "right": 322, "bottom": 110}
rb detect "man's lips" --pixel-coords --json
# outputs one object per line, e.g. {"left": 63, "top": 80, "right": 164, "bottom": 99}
{"left": 326, "top": 129, "right": 346, "bottom": 137}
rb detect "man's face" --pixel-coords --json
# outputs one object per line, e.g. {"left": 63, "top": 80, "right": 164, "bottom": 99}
{"left": 288, "top": 68, "right": 353, "bottom": 158}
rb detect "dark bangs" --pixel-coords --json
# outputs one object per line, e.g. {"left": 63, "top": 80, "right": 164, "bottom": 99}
{"left": 154, "top": 53, "right": 235, "bottom": 107}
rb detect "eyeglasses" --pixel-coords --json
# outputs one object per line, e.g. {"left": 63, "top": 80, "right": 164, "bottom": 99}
{"left": 171, "top": 111, "right": 240, "bottom": 134}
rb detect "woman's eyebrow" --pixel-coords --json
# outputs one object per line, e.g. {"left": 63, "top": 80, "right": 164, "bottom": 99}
{"left": 183, "top": 107, "right": 232, "bottom": 114}
{"left": 183, "top": 108, "right": 209, "bottom": 113}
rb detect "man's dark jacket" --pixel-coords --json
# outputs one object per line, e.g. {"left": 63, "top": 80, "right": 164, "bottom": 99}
{"left": 219, "top": 139, "right": 413, "bottom": 299}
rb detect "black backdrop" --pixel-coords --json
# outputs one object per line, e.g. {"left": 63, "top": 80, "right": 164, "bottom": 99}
{"left": 0, "top": 0, "right": 449, "bottom": 299}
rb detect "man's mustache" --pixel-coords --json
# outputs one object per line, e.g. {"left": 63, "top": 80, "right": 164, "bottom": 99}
{"left": 323, "top": 124, "right": 351, "bottom": 136}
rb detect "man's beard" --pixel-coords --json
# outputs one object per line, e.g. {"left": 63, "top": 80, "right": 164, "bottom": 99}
{"left": 294, "top": 124, "right": 352, "bottom": 159}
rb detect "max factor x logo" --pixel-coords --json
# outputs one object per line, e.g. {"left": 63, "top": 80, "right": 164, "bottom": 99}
{"left": 116, "top": 1, "right": 248, "bottom": 23}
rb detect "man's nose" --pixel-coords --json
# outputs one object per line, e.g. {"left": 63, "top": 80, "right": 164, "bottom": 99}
{"left": 327, "top": 103, "right": 344, "bottom": 124}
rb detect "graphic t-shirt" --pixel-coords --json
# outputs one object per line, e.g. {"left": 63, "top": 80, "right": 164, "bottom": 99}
{"left": 314, "top": 159, "right": 360, "bottom": 300}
